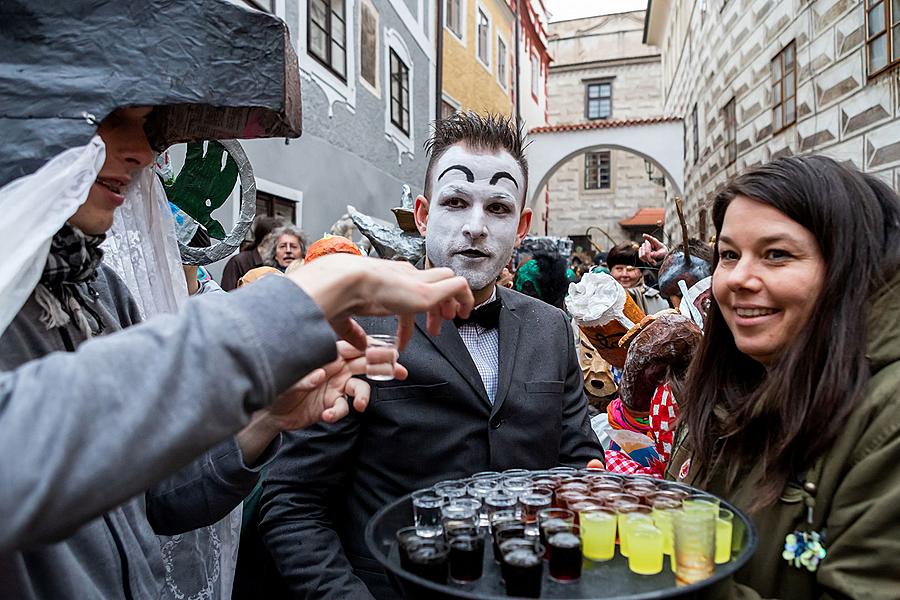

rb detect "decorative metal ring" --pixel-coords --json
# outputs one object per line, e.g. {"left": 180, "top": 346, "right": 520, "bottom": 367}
{"left": 178, "top": 139, "right": 256, "bottom": 265}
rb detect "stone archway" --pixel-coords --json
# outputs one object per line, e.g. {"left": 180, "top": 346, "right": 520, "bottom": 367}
{"left": 526, "top": 117, "right": 684, "bottom": 213}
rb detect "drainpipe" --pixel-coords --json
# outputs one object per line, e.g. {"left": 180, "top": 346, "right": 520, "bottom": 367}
{"left": 435, "top": 0, "right": 444, "bottom": 120}
{"left": 514, "top": 0, "right": 521, "bottom": 129}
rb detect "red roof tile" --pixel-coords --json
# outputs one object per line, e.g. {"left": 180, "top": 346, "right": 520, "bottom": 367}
{"left": 619, "top": 207, "right": 665, "bottom": 227}
{"left": 529, "top": 116, "right": 681, "bottom": 135}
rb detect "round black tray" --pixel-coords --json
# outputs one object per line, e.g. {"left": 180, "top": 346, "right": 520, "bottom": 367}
{"left": 365, "top": 482, "right": 757, "bottom": 599}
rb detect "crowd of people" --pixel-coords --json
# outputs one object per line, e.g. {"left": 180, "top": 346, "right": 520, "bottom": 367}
{"left": 1, "top": 2, "right": 898, "bottom": 600}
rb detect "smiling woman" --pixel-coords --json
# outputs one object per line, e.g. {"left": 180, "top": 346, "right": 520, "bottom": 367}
{"left": 671, "top": 155, "right": 900, "bottom": 599}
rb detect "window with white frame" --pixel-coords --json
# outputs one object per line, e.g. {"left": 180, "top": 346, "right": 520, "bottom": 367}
{"left": 584, "top": 152, "right": 611, "bottom": 190}
{"left": 497, "top": 36, "right": 508, "bottom": 89}
{"left": 531, "top": 51, "right": 539, "bottom": 98}
{"left": 359, "top": 0, "right": 379, "bottom": 95}
{"left": 390, "top": 49, "right": 410, "bottom": 135}
{"left": 446, "top": 0, "right": 464, "bottom": 40}
{"left": 477, "top": 8, "right": 490, "bottom": 66}
{"left": 383, "top": 30, "right": 414, "bottom": 161}
{"left": 309, "top": 0, "right": 347, "bottom": 80}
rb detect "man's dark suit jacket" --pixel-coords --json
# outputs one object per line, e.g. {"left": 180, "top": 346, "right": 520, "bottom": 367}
{"left": 258, "top": 286, "right": 603, "bottom": 598}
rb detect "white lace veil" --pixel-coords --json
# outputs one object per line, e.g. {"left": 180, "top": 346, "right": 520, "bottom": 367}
{"left": 102, "top": 166, "right": 189, "bottom": 318}
{"left": 0, "top": 136, "right": 105, "bottom": 336}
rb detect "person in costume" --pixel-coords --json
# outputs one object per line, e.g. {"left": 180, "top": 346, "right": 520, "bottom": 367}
{"left": 671, "top": 156, "right": 900, "bottom": 598}
{"left": 221, "top": 216, "right": 284, "bottom": 290}
{"left": 257, "top": 112, "right": 602, "bottom": 599}
{"left": 0, "top": 4, "right": 474, "bottom": 599}
{"left": 606, "top": 241, "right": 669, "bottom": 314}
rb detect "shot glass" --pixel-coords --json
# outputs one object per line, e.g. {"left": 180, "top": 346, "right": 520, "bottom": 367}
{"left": 520, "top": 491, "right": 552, "bottom": 532}
{"left": 580, "top": 508, "right": 617, "bottom": 561}
{"left": 628, "top": 522, "right": 664, "bottom": 575}
{"left": 441, "top": 503, "right": 477, "bottom": 534}
{"left": 683, "top": 494, "right": 720, "bottom": 518}
{"left": 715, "top": 508, "right": 734, "bottom": 564}
{"left": 448, "top": 533, "right": 485, "bottom": 583}
{"left": 501, "top": 543, "right": 544, "bottom": 598}
{"left": 613, "top": 502, "right": 646, "bottom": 557}
{"left": 365, "top": 334, "right": 398, "bottom": 381}
{"left": 537, "top": 508, "right": 575, "bottom": 555}
{"left": 547, "top": 524, "right": 583, "bottom": 582}
{"left": 406, "top": 539, "right": 450, "bottom": 584}
{"left": 434, "top": 480, "right": 468, "bottom": 502}
{"left": 411, "top": 489, "right": 444, "bottom": 537}
{"left": 396, "top": 526, "right": 428, "bottom": 571}
{"left": 485, "top": 490, "right": 518, "bottom": 521}
{"left": 673, "top": 508, "right": 716, "bottom": 585}
{"left": 651, "top": 499, "right": 681, "bottom": 556}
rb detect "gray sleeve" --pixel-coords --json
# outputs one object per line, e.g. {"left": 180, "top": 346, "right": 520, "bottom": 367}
{"left": 0, "top": 276, "right": 337, "bottom": 552}
{"left": 146, "top": 435, "right": 281, "bottom": 536}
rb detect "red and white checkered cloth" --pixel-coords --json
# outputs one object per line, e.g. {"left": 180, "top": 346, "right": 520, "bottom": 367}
{"left": 649, "top": 383, "right": 679, "bottom": 464}
{"left": 604, "top": 449, "right": 656, "bottom": 475}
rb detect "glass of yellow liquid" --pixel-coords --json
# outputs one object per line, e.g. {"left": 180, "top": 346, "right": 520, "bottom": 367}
{"left": 628, "top": 523, "right": 664, "bottom": 575}
{"left": 580, "top": 508, "right": 617, "bottom": 561}
{"left": 651, "top": 499, "right": 680, "bottom": 557}
{"left": 621, "top": 511, "right": 653, "bottom": 560}
{"left": 683, "top": 495, "right": 719, "bottom": 518}
{"left": 613, "top": 502, "right": 649, "bottom": 557}
{"left": 715, "top": 508, "right": 733, "bottom": 564}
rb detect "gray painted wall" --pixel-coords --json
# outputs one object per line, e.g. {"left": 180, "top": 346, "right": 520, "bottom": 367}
{"left": 206, "top": 0, "right": 434, "bottom": 279}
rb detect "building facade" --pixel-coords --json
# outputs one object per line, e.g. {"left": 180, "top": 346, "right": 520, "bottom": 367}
{"left": 206, "top": 0, "right": 436, "bottom": 277}
{"left": 439, "top": 0, "right": 550, "bottom": 129}
{"left": 645, "top": 0, "right": 900, "bottom": 242}
{"left": 540, "top": 10, "right": 667, "bottom": 249}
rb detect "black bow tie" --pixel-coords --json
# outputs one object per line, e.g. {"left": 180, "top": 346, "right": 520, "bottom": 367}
{"left": 454, "top": 298, "right": 501, "bottom": 329}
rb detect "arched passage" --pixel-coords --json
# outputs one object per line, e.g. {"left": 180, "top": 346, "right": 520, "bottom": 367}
{"left": 527, "top": 117, "right": 684, "bottom": 214}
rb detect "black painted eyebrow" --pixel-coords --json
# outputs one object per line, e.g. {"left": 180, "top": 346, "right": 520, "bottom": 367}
{"left": 490, "top": 171, "right": 519, "bottom": 188}
{"left": 438, "top": 165, "right": 475, "bottom": 182}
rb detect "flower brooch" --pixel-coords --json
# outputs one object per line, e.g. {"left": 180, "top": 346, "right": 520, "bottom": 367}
{"left": 782, "top": 530, "right": 827, "bottom": 572}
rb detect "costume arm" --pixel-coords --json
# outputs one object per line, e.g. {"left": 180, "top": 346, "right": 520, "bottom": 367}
{"left": 0, "top": 276, "right": 336, "bottom": 552}
{"left": 557, "top": 309, "right": 604, "bottom": 466}
{"left": 259, "top": 414, "right": 375, "bottom": 599}
{"left": 146, "top": 435, "right": 281, "bottom": 535}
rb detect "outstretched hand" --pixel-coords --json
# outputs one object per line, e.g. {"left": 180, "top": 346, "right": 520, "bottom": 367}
{"left": 638, "top": 234, "right": 668, "bottom": 266}
{"left": 261, "top": 341, "right": 407, "bottom": 432}
{"left": 288, "top": 254, "right": 474, "bottom": 350}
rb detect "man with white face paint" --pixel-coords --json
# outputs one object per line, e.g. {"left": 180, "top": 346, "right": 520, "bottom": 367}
{"left": 259, "top": 113, "right": 602, "bottom": 599}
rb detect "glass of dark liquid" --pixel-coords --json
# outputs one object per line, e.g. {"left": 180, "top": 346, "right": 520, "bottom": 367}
{"left": 547, "top": 524, "right": 583, "bottom": 582}
{"left": 448, "top": 534, "right": 485, "bottom": 583}
{"left": 493, "top": 522, "right": 527, "bottom": 562}
{"left": 406, "top": 539, "right": 450, "bottom": 584}
{"left": 501, "top": 543, "right": 544, "bottom": 598}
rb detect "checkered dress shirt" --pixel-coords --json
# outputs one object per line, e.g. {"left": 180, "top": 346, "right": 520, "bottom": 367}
{"left": 457, "top": 288, "right": 500, "bottom": 403}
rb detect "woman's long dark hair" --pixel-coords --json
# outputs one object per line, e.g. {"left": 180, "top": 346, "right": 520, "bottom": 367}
{"left": 682, "top": 155, "right": 900, "bottom": 507}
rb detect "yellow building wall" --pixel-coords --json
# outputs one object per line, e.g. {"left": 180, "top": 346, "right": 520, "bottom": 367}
{"left": 442, "top": 0, "right": 514, "bottom": 116}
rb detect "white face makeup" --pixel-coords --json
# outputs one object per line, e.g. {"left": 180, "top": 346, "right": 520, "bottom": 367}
{"left": 421, "top": 145, "right": 527, "bottom": 291}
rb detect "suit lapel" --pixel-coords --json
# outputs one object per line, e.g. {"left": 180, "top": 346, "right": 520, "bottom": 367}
{"left": 414, "top": 314, "right": 490, "bottom": 406}
{"left": 491, "top": 288, "right": 521, "bottom": 417}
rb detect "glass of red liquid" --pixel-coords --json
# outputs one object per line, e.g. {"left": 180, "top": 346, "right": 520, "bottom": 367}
{"left": 547, "top": 524, "right": 583, "bottom": 583}
{"left": 501, "top": 541, "right": 544, "bottom": 598}
{"left": 520, "top": 491, "right": 552, "bottom": 532}
{"left": 406, "top": 539, "right": 450, "bottom": 584}
{"left": 448, "top": 533, "right": 484, "bottom": 583}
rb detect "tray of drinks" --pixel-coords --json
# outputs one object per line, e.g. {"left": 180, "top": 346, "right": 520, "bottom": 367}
{"left": 364, "top": 468, "right": 757, "bottom": 599}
